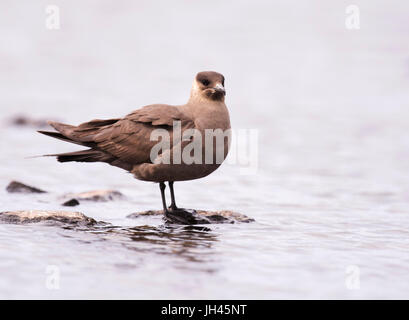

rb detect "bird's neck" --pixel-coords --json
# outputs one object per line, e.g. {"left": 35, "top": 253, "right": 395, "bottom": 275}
{"left": 186, "top": 97, "right": 225, "bottom": 114}
{"left": 184, "top": 98, "right": 230, "bottom": 131}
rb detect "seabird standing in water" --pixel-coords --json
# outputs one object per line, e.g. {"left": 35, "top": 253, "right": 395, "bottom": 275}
{"left": 38, "top": 71, "right": 231, "bottom": 218}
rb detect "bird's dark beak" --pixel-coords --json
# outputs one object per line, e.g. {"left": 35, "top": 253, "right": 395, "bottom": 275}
{"left": 214, "top": 83, "right": 226, "bottom": 95}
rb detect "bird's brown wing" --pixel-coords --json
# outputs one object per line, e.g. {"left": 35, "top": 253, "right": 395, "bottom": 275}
{"left": 44, "top": 104, "right": 194, "bottom": 168}
{"left": 125, "top": 104, "right": 191, "bottom": 126}
{"left": 91, "top": 104, "right": 194, "bottom": 164}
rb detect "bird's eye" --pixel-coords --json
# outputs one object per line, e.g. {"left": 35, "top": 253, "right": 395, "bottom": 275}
{"left": 201, "top": 79, "right": 210, "bottom": 86}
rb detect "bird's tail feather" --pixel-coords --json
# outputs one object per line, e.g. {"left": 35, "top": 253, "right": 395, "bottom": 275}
{"left": 37, "top": 130, "right": 87, "bottom": 146}
{"left": 36, "top": 119, "right": 128, "bottom": 168}
{"left": 47, "top": 121, "right": 76, "bottom": 136}
{"left": 48, "top": 149, "right": 108, "bottom": 163}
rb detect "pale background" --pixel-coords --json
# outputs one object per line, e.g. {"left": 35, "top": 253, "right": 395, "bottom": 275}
{"left": 0, "top": 0, "right": 408, "bottom": 299}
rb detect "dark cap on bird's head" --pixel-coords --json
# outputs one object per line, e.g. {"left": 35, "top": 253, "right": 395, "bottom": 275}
{"left": 193, "top": 71, "right": 226, "bottom": 101}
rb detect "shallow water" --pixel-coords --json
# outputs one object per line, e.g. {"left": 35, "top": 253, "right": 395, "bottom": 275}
{"left": 1, "top": 0, "right": 409, "bottom": 299}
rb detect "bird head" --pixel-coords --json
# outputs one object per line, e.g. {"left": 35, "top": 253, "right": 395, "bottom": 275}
{"left": 191, "top": 71, "right": 226, "bottom": 102}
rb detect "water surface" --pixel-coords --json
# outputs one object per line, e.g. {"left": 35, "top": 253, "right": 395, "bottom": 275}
{"left": 1, "top": 0, "right": 409, "bottom": 299}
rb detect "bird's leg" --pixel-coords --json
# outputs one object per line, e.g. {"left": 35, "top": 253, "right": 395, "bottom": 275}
{"left": 159, "top": 182, "right": 168, "bottom": 213}
{"left": 168, "top": 181, "right": 178, "bottom": 210}
{"left": 164, "top": 181, "right": 204, "bottom": 225}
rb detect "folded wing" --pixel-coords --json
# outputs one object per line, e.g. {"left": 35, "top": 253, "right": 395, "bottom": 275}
{"left": 39, "top": 104, "right": 194, "bottom": 171}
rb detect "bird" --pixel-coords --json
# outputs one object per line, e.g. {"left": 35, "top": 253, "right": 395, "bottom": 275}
{"left": 38, "top": 71, "right": 231, "bottom": 218}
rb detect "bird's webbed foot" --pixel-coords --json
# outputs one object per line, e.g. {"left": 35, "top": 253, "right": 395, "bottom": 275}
{"left": 164, "top": 207, "right": 210, "bottom": 225}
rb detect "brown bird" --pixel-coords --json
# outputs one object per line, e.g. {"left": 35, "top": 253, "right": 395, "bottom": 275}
{"left": 39, "top": 71, "right": 231, "bottom": 218}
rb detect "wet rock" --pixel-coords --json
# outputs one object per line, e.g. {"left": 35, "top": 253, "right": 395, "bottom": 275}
{"left": 63, "top": 190, "right": 124, "bottom": 202}
{"left": 0, "top": 210, "right": 96, "bottom": 225}
{"left": 6, "top": 181, "right": 47, "bottom": 194}
{"left": 62, "top": 199, "right": 80, "bottom": 207}
{"left": 127, "top": 209, "right": 255, "bottom": 225}
{"left": 127, "top": 210, "right": 161, "bottom": 218}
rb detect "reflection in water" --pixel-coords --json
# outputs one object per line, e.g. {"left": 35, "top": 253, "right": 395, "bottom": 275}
{"left": 64, "top": 222, "right": 218, "bottom": 265}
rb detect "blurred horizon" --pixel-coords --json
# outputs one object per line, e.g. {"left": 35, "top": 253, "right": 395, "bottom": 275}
{"left": 1, "top": 0, "right": 409, "bottom": 299}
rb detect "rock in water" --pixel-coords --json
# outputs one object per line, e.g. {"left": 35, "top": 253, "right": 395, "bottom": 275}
{"left": 127, "top": 210, "right": 160, "bottom": 217}
{"left": 9, "top": 115, "right": 51, "bottom": 128}
{"left": 6, "top": 181, "right": 47, "bottom": 194}
{"left": 0, "top": 210, "right": 96, "bottom": 225}
{"left": 127, "top": 209, "right": 255, "bottom": 225}
{"left": 63, "top": 190, "right": 124, "bottom": 202}
{"left": 62, "top": 199, "right": 80, "bottom": 207}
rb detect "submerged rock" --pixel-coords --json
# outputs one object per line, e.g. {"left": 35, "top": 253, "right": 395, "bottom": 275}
{"left": 0, "top": 210, "right": 96, "bottom": 225}
{"left": 63, "top": 190, "right": 124, "bottom": 202}
{"left": 127, "top": 209, "right": 255, "bottom": 225}
{"left": 62, "top": 198, "right": 80, "bottom": 207}
{"left": 6, "top": 181, "right": 47, "bottom": 194}
{"left": 8, "top": 115, "right": 52, "bottom": 128}
{"left": 127, "top": 210, "right": 161, "bottom": 218}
